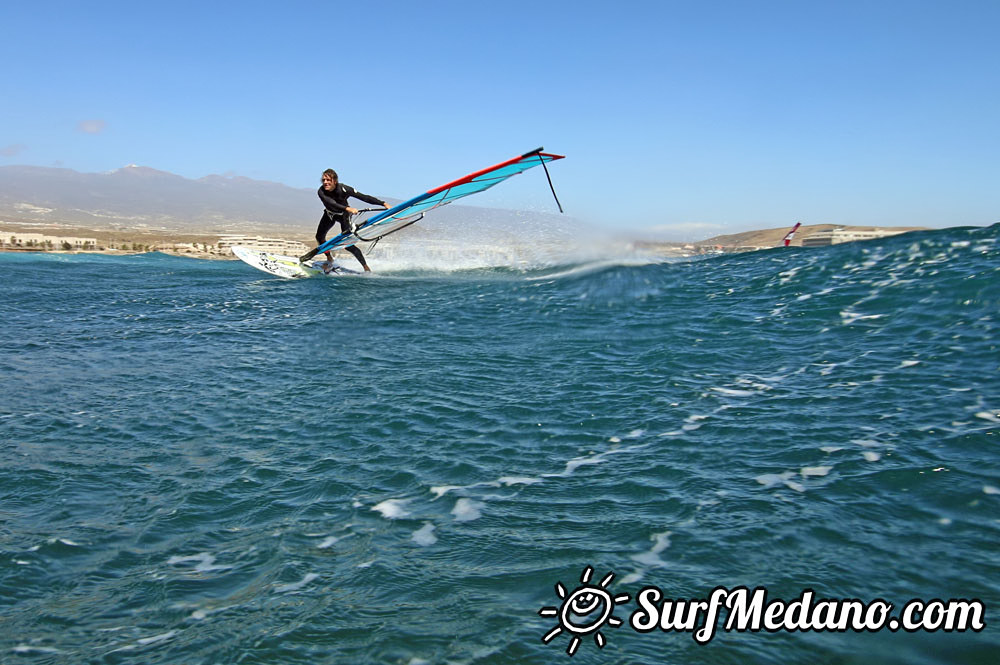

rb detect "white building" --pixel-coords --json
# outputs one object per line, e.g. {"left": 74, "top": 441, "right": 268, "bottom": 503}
{"left": 801, "top": 228, "right": 908, "bottom": 247}
{"left": 217, "top": 234, "right": 310, "bottom": 256}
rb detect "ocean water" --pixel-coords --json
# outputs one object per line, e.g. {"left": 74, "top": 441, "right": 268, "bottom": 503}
{"left": 1, "top": 224, "right": 998, "bottom": 664}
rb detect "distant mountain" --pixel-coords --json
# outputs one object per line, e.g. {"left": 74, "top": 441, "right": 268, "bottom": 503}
{"left": 0, "top": 164, "right": 579, "bottom": 244}
{"left": 0, "top": 164, "right": 319, "bottom": 230}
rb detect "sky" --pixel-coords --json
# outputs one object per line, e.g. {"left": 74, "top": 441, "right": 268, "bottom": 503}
{"left": 1, "top": 0, "right": 998, "bottom": 240}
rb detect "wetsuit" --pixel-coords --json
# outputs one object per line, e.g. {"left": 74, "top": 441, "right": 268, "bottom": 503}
{"left": 314, "top": 183, "right": 386, "bottom": 267}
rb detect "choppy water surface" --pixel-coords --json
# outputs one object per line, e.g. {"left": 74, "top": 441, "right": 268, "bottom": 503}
{"left": 1, "top": 225, "right": 998, "bottom": 664}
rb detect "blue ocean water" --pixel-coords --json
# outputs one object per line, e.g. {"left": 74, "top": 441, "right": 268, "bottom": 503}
{"left": 1, "top": 225, "right": 998, "bottom": 664}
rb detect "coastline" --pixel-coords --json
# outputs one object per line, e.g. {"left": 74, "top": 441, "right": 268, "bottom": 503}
{"left": 0, "top": 246, "right": 238, "bottom": 260}
{"left": 0, "top": 220, "right": 937, "bottom": 261}
{"left": 0, "top": 222, "right": 307, "bottom": 260}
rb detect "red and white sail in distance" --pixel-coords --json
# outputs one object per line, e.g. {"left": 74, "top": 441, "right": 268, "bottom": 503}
{"left": 783, "top": 222, "right": 802, "bottom": 247}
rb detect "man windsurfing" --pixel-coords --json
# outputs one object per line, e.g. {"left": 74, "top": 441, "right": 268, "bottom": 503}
{"left": 305, "top": 169, "right": 389, "bottom": 273}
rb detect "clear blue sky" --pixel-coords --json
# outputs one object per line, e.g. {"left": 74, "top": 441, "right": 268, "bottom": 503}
{"left": 2, "top": 0, "right": 998, "bottom": 239}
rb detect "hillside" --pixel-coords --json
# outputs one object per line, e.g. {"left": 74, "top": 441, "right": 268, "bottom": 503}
{"left": 699, "top": 224, "right": 929, "bottom": 248}
{"left": 0, "top": 164, "right": 575, "bottom": 241}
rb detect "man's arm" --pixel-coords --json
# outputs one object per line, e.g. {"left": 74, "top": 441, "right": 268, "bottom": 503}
{"left": 347, "top": 185, "right": 389, "bottom": 208}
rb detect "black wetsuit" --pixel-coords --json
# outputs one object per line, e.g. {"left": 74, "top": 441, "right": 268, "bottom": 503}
{"left": 314, "top": 183, "right": 386, "bottom": 267}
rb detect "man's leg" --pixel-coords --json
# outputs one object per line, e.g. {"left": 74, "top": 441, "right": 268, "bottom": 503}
{"left": 344, "top": 245, "right": 371, "bottom": 272}
{"left": 317, "top": 213, "right": 337, "bottom": 263}
{"left": 303, "top": 213, "right": 336, "bottom": 263}
{"left": 336, "top": 215, "right": 369, "bottom": 270}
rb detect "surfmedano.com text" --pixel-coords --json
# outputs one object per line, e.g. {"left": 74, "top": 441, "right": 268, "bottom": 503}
{"left": 630, "top": 586, "right": 986, "bottom": 644}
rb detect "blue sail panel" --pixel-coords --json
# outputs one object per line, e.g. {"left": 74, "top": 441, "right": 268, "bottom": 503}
{"left": 311, "top": 149, "right": 563, "bottom": 255}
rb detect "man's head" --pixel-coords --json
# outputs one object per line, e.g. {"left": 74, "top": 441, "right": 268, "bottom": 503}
{"left": 322, "top": 169, "right": 338, "bottom": 191}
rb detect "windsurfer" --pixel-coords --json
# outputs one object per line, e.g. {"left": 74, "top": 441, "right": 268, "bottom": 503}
{"left": 308, "top": 169, "right": 389, "bottom": 272}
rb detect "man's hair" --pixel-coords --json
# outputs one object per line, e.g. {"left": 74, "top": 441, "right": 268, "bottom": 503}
{"left": 323, "top": 169, "right": 338, "bottom": 180}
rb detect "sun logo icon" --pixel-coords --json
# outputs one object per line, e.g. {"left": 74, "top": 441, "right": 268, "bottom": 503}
{"left": 538, "top": 566, "right": 630, "bottom": 656}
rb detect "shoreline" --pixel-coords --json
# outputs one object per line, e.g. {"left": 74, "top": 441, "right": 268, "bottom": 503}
{"left": 0, "top": 221, "right": 939, "bottom": 261}
{"left": 0, "top": 246, "right": 237, "bottom": 260}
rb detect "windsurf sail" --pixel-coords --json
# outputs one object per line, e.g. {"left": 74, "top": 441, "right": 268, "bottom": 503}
{"left": 782, "top": 222, "right": 802, "bottom": 247}
{"left": 302, "top": 147, "right": 564, "bottom": 260}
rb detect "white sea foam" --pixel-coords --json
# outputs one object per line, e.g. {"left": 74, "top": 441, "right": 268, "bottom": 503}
{"left": 137, "top": 631, "right": 176, "bottom": 646}
{"left": 801, "top": 466, "right": 832, "bottom": 478}
{"left": 525, "top": 256, "right": 659, "bottom": 281}
{"left": 711, "top": 387, "right": 756, "bottom": 397}
{"left": 452, "top": 498, "right": 485, "bottom": 522}
{"left": 984, "top": 485, "right": 1000, "bottom": 495}
{"left": 863, "top": 451, "right": 882, "bottom": 462}
{"left": 683, "top": 413, "right": 709, "bottom": 431}
{"left": 631, "top": 531, "right": 671, "bottom": 567}
{"left": 430, "top": 485, "right": 462, "bottom": 499}
{"left": 275, "top": 573, "right": 319, "bottom": 593}
{"left": 778, "top": 267, "right": 799, "bottom": 280}
{"left": 166, "top": 552, "right": 231, "bottom": 573}
{"left": 372, "top": 499, "right": 411, "bottom": 519}
{"left": 430, "top": 481, "right": 499, "bottom": 498}
{"left": 975, "top": 411, "right": 1000, "bottom": 423}
{"left": 820, "top": 446, "right": 843, "bottom": 453}
{"left": 412, "top": 523, "right": 438, "bottom": 546}
{"left": 546, "top": 442, "right": 651, "bottom": 478}
{"left": 12, "top": 646, "right": 62, "bottom": 654}
{"left": 840, "top": 311, "right": 884, "bottom": 325}
{"left": 498, "top": 476, "right": 541, "bottom": 486}
{"left": 556, "top": 454, "right": 605, "bottom": 476}
{"left": 898, "top": 360, "right": 921, "bottom": 368}
{"left": 317, "top": 536, "right": 339, "bottom": 549}
{"left": 755, "top": 472, "right": 795, "bottom": 488}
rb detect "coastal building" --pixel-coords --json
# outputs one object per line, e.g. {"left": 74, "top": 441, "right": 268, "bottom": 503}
{"left": 216, "top": 234, "right": 309, "bottom": 256}
{"left": 801, "top": 228, "right": 908, "bottom": 247}
{"left": 2, "top": 232, "right": 97, "bottom": 249}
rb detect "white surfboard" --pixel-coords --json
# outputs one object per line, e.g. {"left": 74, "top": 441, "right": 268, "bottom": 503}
{"left": 231, "top": 246, "right": 359, "bottom": 279}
